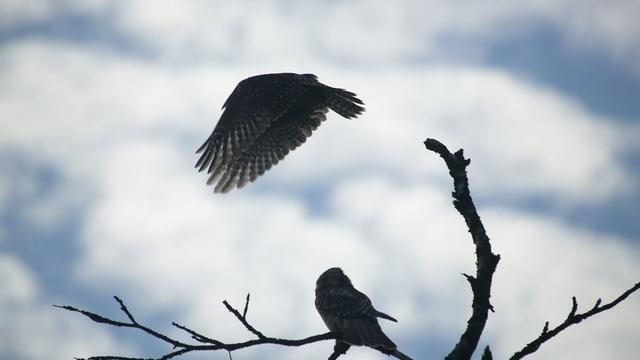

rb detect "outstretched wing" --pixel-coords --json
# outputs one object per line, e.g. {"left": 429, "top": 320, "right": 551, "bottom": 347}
{"left": 209, "top": 87, "right": 330, "bottom": 193}
{"left": 196, "top": 73, "right": 366, "bottom": 192}
{"left": 210, "top": 107, "right": 329, "bottom": 192}
{"left": 195, "top": 75, "right": 313, "bottom": 178}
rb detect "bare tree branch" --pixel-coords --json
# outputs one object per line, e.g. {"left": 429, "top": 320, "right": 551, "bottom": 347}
{"left": 57, "top": 293, "right": 412, "bottom": 359}
{"left": 510, "top": 282, "right": 640, "bottom": 359}
{"left": 55, "top": 295, "right": 336, "bottom": 360}
{"left": 424, "top": 138, "right": 501, "bottom": 360}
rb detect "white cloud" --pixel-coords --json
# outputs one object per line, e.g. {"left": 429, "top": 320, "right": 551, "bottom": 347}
{"left": 111, "top": 0, "right": 640, "bottom": 74}
{"left": 0, "top": 0, "right": 60, "bottom": 27}
{"left": 2, "top": 1, "right": 639, "bottom": 73}
{"left": 0, "top": 175, "right": 7, "bottom": 244}
{"left": 0, "top": 253, "right": 130, "bottom": 359}
{"left": 0, "top": 0, "right": 109, "bottom": 29}
{"left": 0, "top": 255, "right": 36, "bottom": 306}
{"left": 560, "top": 0, "right": 640, "bottom": 75}
{"left": 1, "top": 3, "right": 639, "bottom": 359}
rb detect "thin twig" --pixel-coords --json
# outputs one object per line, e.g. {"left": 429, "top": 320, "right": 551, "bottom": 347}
{"left": 114, "top": 296, "right": 137, "bottom": 324}
{"left": 510, "top": 282, "right": 640, "bottom": 359}
{"left": 424, "top": 138, "right": 500, "bottom": 360}
{"left": 222, "top": 297, "right": 266, "bottom": 339}
{"left": 242, "top": 293, "right": 250, "bottom": 319}
{"left": 172, "top": 322, "right": 223, "bottom": 345}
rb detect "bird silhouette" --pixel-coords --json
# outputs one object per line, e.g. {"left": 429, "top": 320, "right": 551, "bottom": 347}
{"left": 315, "top": 267, "right": 412, "bottom": 359}
{"left": 196, "top": 73, "right": 365, "bottom": 193}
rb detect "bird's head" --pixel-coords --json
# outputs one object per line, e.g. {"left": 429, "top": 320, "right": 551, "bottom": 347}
{"left": 316, "top": 267, "right": 353, "bottom": 290}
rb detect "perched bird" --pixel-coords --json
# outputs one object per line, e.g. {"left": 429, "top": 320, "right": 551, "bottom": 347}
{"left": 315, "top": 267, "right": 412, "bottom": 359}
{"left": 195, "top": 73, "right": 365, "bottom": 193}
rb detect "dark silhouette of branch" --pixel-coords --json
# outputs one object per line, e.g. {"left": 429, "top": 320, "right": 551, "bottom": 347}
{"left": 56, "top": 294, "right": 411, "bottom": 360}
{"left": 424, "top": 138, "right": 501, "bottom": 360}
{"left": 510, "top": 282, "right": 640, "bottom": 359}
{"left": 424, "top": 138, "right": 639, "bottom": 360}
{"left": 481, "top": 346, "right": 493, "bottom": 360}
{"left": 55, "top": 295, "right": 336, "bottom": 360}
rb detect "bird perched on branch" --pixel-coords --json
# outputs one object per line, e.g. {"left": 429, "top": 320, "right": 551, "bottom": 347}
{"left": 315, "top": 267, "right": 412, "bottom": 360}
{"left": 195, "top": 73, "right": 365, "bottom": 193}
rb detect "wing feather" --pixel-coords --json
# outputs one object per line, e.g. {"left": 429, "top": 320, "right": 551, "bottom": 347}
{"left": 196, "top": 78, "right": 311, "bottom": 180}
{"left": 208, "top": 89, "right": 329, "bottom": 192}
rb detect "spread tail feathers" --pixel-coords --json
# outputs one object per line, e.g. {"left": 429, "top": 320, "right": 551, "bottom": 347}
{"left": 327, "top": 88, "right": 365, "bottom": 119}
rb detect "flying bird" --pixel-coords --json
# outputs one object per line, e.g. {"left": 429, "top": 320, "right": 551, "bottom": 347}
{"left": 315, "top": 267, "right": 412, "bottom": 360}
{"left": 195, "top": 73, "right": 365, "bottom": 193}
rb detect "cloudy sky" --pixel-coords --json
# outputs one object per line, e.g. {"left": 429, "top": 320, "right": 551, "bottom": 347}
{"left": 1, "top": 1, "right": 639, "bottom": 359}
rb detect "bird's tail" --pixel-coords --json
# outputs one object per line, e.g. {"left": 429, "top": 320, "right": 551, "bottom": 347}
{"left": 374, "top": 310, "right": 398, "bottom": 322}
{"left": 326, "top": 88, "right": 365, "bottom": 119}
{"left": 342, "top": 318, "right": 396, "bottom": 349}
{"left": 387, "top": 349, "right": 414, "bottom": 360}
{"left": 375, "top": 343, "right": 414, "bottom": 360}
